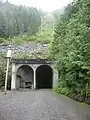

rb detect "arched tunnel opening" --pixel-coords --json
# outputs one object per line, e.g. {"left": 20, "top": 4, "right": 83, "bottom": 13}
{"left": 16, "top": 65, "right": 34, "bottom": 89}
{"left": 36, "top": 65, "right": 53, "bottom": 89}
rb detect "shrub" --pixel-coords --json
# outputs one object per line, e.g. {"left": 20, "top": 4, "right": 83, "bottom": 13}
{"left": 0, "top": 53, "right": 11, "bottom": 91}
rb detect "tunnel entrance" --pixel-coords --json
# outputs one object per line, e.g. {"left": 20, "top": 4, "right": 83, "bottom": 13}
{"left": 36, "top": 65, "right": 53, "bottom": 89}
{"left": 16, "top": 65, "right": 34, "bottom": 89}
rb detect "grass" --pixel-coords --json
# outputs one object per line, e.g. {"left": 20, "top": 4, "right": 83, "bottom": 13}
{"left": 0, "top": 29, "right": 53, "bottom": 45}
{"left": 13, "top": 49, "right": 50, "bottom": 59}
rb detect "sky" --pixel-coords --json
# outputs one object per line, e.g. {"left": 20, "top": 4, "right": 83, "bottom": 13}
{"left": 8, "top": 0, "right": 73, "bottom": 12}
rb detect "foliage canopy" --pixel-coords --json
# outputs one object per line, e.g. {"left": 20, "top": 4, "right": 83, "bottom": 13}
{"left": 0, "top": 1, "right": 41, "bottom": 37}
{"left": 51, "top": 0, "right": 90, "bottom": 104}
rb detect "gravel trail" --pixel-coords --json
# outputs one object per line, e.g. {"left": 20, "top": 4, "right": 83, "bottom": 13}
{"left": 0, "top": 90, "right": 90, "bottom": 120}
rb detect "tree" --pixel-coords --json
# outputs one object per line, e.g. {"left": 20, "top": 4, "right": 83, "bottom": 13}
{"left": 0, "top": 12, "right": 8, "bottom": 37}
{"left": 51, "top": 0, "right": 90, "bottom": 104}
{"left": 0, "top": 1, "right": 41, "bottom": 37}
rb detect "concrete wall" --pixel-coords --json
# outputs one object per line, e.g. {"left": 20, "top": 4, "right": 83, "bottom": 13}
{"left": 11, "top": 63, "right": 58, "bottom": 90}
{"left": 53, "top": 69, "right": 58, "bottom": 88}
{"left": 11, "top": 63, "right": 16, "bottom": 90}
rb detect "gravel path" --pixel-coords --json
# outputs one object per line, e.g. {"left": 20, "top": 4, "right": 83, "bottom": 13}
{"left": 0, "top": 90, "right": 90, "bottom": 120}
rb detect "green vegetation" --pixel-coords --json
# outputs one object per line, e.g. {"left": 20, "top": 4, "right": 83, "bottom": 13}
{"left": 0, "top": 1, "right": 41, "bottom": 37}
{"left": 51, "top": 0, "right": 90, "bottom": 104}
{"left": 0, "top": 28, "right": 53, "bottom": 44}
{"left": 0, "top": 53, "right": 11, "bottom": 91}
{"left": 0, "top": 53, "right": 6, "bottom": 89}
{"left": 13, "top": 50, "right": 50, "bottom": 59}
{"left": 34, "top": 28, "right": 53, "bottom": 44}
{"left": 0, "top": 1, "right": 53, "bottom": 44}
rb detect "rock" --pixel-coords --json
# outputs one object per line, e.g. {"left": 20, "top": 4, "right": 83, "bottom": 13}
{"left": 0, "top": 43, "right": 48, "bottom": 56}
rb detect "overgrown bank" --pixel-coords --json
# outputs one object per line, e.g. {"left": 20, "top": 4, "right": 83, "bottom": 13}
{"left": 0, "top": 28, "right": 53, "bottom": 45}
{"left": 0, "top": 53, "right": 11, "bottom": 91}
{"left": 51, "top": 0, "right": 90, "bottom": 105}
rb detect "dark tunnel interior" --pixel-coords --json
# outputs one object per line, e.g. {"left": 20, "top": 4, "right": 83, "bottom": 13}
{"left": 36, "top": 65, "right": 53, "bottom": 89}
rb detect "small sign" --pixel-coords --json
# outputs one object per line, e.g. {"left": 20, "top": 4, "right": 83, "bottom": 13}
{"left": 7, "top": 49, "right": 12, "bottom": 58}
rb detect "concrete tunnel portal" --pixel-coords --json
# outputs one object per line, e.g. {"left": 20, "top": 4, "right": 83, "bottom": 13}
{"left": 16, "top": 65, "right": 53, "bottom": 89}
